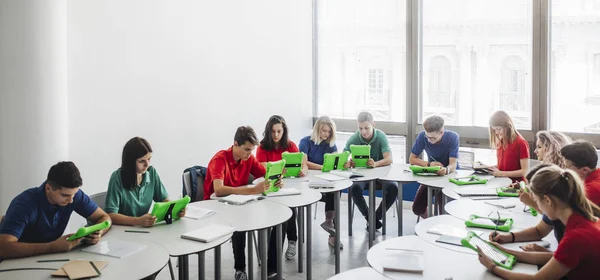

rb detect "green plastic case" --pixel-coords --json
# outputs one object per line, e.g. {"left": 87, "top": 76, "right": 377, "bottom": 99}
{"left": 350, "top": 145, "right": 371, "bottom": 168}
{"left": 461, "top": 231, "right": 517, "bottom": 270}
{"left": 321, "top": 151, "right": 350, "bottom": 172}
{"left": 263, "top": 159, "right": 286, "bottom": 195}
{"left": 519, "top": 181, "right": 539, "bottom": 216}
{"left": 464, "top": 214, "right": 513, "bottom": 232}
{"left": 150, "top": 195, "right": 191, "bottom": 224}
{"left": 281, "top": 152, "right": 304, "bottom": 178}
{"left": 67, "top": 220, "right": 111, "bottom": 241}
{"left": 449, "top": 176, "right": 488, "bottom": 186}
{"left": 496, "top": 187, "right": 519, "bottom": 197}
{"left": 409, "top": 165, "right": 441, "bottom": 175}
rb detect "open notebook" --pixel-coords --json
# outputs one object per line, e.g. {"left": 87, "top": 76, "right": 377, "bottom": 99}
{"left": 427, "top": 224, "right": 483, "bottom": 238}
{"left": 184, "top": 206, "right": 216, "bottom": 220}
{"left": 218, "top": 194, "right": 264, "bottom": 205}
{"left": 81, "top": 240, "right": 146, "bottom": 259}
{"left": 454, "top": 187, "right": 497, "bottom": 197}
{"left": 181, "top": 224, "right": 236, "bottom": 243}
{"left": 309, "top": 179, "right": 335, "bottom": 189}
{"left": 381, "top": 249, "right": 424, "bottom": 273}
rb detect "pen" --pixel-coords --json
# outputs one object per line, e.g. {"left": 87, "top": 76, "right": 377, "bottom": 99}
{"left": 124, "top": 230, "right": 150, "bottom": 233}
{"left": 37, "top": 259, "right": 69, "bottom": 263}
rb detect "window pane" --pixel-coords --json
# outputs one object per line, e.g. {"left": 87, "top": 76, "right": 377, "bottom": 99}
{"left": 422, "top": 0, "right": 533, "bottom": 129}
{"left": 316, "top": 0, "right": 407, "bottom": 122}
{"left": 550, "top": 0, "right": 600, "bottom": 133}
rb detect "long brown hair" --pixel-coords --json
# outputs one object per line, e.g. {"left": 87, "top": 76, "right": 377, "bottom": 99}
{"left": 489, "top": 110, "right": 519, "bottom": 149}
{"left": 536, "top": 131, "right": 571, "bottom": 167}
{"left": 529, "top": 165, "right": 600, "bottom": 222}
{"left": 120, "top": 137, "right": 153, "bottom": 191}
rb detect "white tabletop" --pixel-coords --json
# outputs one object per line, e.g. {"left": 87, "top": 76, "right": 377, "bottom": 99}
{"left": 191, "top": 200, "right": 292, "bottom": 231}
{"left": 349, "top": 165, "right": 391, "bottom": 182}
{"left": 379, "top": 163, "right": 444, "bottom": 183}
{"left": 110, "top": 212, "right": 233, "bottom": 257}
{"left": 264, "top": 185, "right": 323, "bottom": 208}
{"left": 326, "top": 267, "right": 391, "bottom": 280}
{"left": 0, "top": 236, "right": 169, "bottom": 280}
{"left": 417, "top": 170, "right": 504, "bottom": 189}
{"left": 367, "top": 235, "right": 538, "bottom": 280}
{"left": 303, "top": 171, "right": 354, "bottom": 194}
{"left": 444, "top": 199, "right": 544, "bottom": 230}
{"left": 441, "top": 177, "right": 513, "bottom": 200}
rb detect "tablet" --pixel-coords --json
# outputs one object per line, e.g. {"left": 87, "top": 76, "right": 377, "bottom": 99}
{"left": 409, "top": 165, "right": 441, "bottom": 175}
{"left": 464, "top": 214, "right": 513, "bottom": 232}
{"left": 150, "top": 195, "right": 191, "bottom": 224}
{"left": 449, "top": 176, "right": 488, "bottom": 186}
{"left": 350, "top": 145, "right": 371, "bottom": 168}
{"left": 519, "top": 182, "right": 539, "bottom": 216}
{"left": 281, "top": 152, "right": 304, "bottom": 178}
{"left": 461, "top": 231, "right": 516, "bottom": 270}
{"left": 322, "top": 151, "right": 350, "bottom": 172}
{"left": 263, "top": 159, "right": 286, "bottom": 195}
{"left": 67, "top": 220, "right": 111, "bottom": 241}
{"left": 496, "top": 187, "right": 519, "bottom": 197}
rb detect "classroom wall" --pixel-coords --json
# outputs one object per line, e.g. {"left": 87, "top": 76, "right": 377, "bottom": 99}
{"left": 0, "top": 0, "right": 68, "bottom": 214}
{"left": 66, "top": 0, "right": 313, "bottom": 198}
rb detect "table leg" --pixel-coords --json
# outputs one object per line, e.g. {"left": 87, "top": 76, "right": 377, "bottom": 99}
{"left": 334, "top": 190, "right": 341, "bottom": 274}
{"left": 248, "top": 231, "right": 254, "bottom": 280}
{"left": 427, "top": 186, "right": 433, "bottom": 218}
{"left": 214, "top": 246, "right": 221, "bottom": 280}
{"left": 306, "top": 204, "right": 313, "bottom": 280}
{"left": 397, "top": 183, "right": 403, "bottom": 236}
{"left": 259, "top": 229, "right": 268, "bottom": 280}
{"left": 348, "top": 189, "right": 353, "bottom": 237}
{"left": 382, "top": 182, "right": 386, "bottom": 236}
{"left": 368, "top": 180, "right": 375, "bottom": 248}
{"left": 276, "top": 224, "right": 283, "bottom": 280}
{"left": 198, "top": 252, "right": 205, "bottom": 280}
{"left": 297, "top": 207, "right": 304, "bottom": 273}
{"left": 178, "top": 255, "right": 189, "bottom": 280}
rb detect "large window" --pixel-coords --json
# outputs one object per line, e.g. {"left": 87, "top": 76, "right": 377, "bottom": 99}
{"left": 316, "top": 0, "right": 407, "bottom": 122}
{"left": 550, "top": 0, "right": 600, "bottom": 133}
{"left": 422, "top": 0, "right": 533, "bottom": 129}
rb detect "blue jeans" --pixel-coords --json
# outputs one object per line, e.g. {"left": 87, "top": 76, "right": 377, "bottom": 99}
{"left": 350, "top": 180, "right": 398, "bottom": 220}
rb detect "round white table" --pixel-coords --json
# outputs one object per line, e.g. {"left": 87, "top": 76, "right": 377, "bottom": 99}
{"left": 444, "top": 199, "right": 544, "bottom": 230}
{"left": 0, "top": 236, "right": 169, "bottom": 280}
{"left": 193, "top": 199, "right": 291, "bottom": 280}
{"left": 111, "top": 209, "right": 233, "bottom": 280}
{"left": 367, "top": 235, "right": 538, "bottom": 279}
{"left": 441, "top": 176, "right": 513, "bottom": 201}
{"left": 326, "top": 267, "right": 391, "bottom": 280}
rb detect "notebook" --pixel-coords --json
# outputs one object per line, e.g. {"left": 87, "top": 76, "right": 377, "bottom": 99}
{"left": 330, "top": 170, "right": 364, "bottom": 179}
{"left": 52, "top": 261, "right": 108, "bottom": 278}
{"left": 314, "top": 173, "right": 347, "bottom": 181}
{"left": 181, "top": 224, "right": 236, "bottom": 243}
{"left": 485, "top": 200, "right": 517, "bottom": 209}
{"left": 454, "top": 187, "right": 498, "bottom": 197}
{"left": 81, "top": 239, "right": 146, "bottom": 259}
{"left": 218, "top": 194, "right": 263, "bottom": 205}
{"left": 309, "top": 179, "right": 335, "bottom": 189}
{"left": 264, "top": 188, "right": 301, "bottom": 197}
{"left": 380, "top": 250, "right": 424, "bottom": 273}
{"left": 184, "top": 206, "right": 216, "bottom": 220}
{"left": 60, "top": 260, "right": 104, "bottom": 280}
{"left": 427, "top": 224, "right": 483, "bottom": 238}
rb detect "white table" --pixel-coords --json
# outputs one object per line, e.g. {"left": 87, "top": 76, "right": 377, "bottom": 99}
{"left": 441, "top": 177, "right": 513, "bottom": 201}
{"left": 414, "top": 214, "right": 558, "bottom": 255}
{"left": 303, "top": 171, "right": 353, "bottom": 275}
{"left": 367, "top": 235, "right": 538, "bottom": 279}
{"left": 110, "top": 211, "right": 233, "bottom": 280}
{"left": 326, "top": 267, "right": 391, "bottom": 280}
{"left": 0, "top": 236, "right": 169, "bottom": 280}
{"left": 193, "top": 199, "right": 291, "bottom": 280}
{"left": 444, "top": 199, "right": 544, "bottom": 230}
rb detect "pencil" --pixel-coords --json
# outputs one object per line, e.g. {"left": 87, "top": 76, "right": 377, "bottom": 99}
{"left": 124, "top": 230, "right": 150, "bottom": 233}
{"left": 37, "top": 259, "right": 69, "bottom": 263}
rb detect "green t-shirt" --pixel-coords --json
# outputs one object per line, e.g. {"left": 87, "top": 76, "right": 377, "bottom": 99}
{"left": 104, "top": 166, "right": 169, "bottom": 217}
{"left": 343, "top": 128, "right": 391, "bottom": 161}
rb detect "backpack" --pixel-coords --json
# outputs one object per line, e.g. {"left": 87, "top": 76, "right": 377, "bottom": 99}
{"left": 182, "top": 165, "right": 207, "bottom": 202}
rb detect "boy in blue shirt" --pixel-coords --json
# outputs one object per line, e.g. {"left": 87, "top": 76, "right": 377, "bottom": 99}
{"left": 0, "top": 161, "right": 111, "bottom": 260}
{"left": 410, "top": 115, "right": 459, "bottom": 218}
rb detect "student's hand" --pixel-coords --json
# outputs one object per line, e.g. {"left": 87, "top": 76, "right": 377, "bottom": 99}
{"left": 52, "top": 234, "right": 83, "bottom": 252}
{"left": 344, "top": 160, "right": 355, "bottom": 169}
{"left": 298, "top": 170, "right": 305, "bottom": 177}
{"left": 430, "top": 161, "right": 443, "bottom": 167}
{"left": 489, "top": 232, "right": 512, "bottom": 244}
{"left": 274, "top": 178, "right": 284, "bottom": 188}
{"left": 252, "top": 180, "right": 270, "bottom": 194}
{"left": 367, "top": 158, "right": 376, "bottom": 168}
{"left": 137, "top": 214, "right": 157, "bottom": 227}
{"left": 177, "top": 207, "right": 187, "bottom": 218}
{"left": 436, "top": 167, "right": 447, "bottom": 176}
{"left": 282, "top": 169, "right": 288, "bottom": 176}
{"left": 350, "top": 160, "right": 356, "bottom": 168}
{"left": 476, "top": 246, "right": 496, "bottom": 271}
{"left": 508, "top": 182, "right": 519, "bottom": 189}
{"left": 83, "top": 230, "right": 102, "bottom": 245}
{"left": 520, "top": 243, "right": 550, "bottom": 252}
{"left": 518, "top": 191, "right": 536, "bottom": 209}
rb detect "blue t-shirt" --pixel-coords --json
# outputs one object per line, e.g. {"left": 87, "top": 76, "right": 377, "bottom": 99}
{"left": 298, "top": 136, "right": 338, "bottom": 165}
{"left": 411, "top": 130, "right": 460, "bottom": 167}
{"left": 542, "top": 214, "right": 565, "bottom": 242}
{"left": 0, "top": 182, "right": 98, "bottom": 243}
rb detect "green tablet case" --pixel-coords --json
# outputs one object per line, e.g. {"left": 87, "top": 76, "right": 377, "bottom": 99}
{"left": 496, "top": 187, "right": 519, "bottom": 197}
{"left": 150, "top": 195, "right": 191, "bottom": 225}
{"left": 322, "top": 151, "right": 350, "bottom": 172}
{"left": 350, "top": 145, "right": 371, "bottom": 168}
{"left": 409, "top": 165, "right": 441, "bottom": 175}
{"left": 465, "top": 214, "right": 513, "bottom": 232}
{"left": 263, "top": 159, "right": 286, "bottom": 195}
{"left": 519, "top": 182, "right": 539, "bottom": 216}
{"left": 281, "top": 152, "right": 304, "bottom": 178}
{"left": 67, "top": 220, "right": 111, "bottom": 241}
{"left": 461, "top": 231, "right": 516, "bottom": 270}
{"left": 449, "top": 176, "right": 488, "bottom": 186}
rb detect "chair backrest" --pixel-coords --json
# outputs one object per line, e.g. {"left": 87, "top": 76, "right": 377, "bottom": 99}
{"left": 182, "top": 166, "right": 207, "bottom": 202}
{"left": 1, "top": 215, "right": 4, "bottom": 228}
{"left": 458, "top": 150, "right": 475, "bottom": 169}
{"left": 89, "top": 192, "right": 108, "bottom": 210}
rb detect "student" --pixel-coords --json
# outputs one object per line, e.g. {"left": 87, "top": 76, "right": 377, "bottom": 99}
{"left": 0, "top": 162, "right": 111, "bottom": 260}
{"left": 491, "top": 141, "right": 600, "bottom": 262}
{"left": 204, "top": 126, "right": 284, "bottom": 280}
{"left": 345, "top": 112, "right": 397, "bottom": 230}
{"left": 299, "top": 115, "right": 341, "bottom": 248}
{"left": 105, "top": 137, "right": 185, "bottom": 226}
{"left": 256, "top": 115, "right": 308, "bottom": 260}
{"left": 410, "top": 115, "right": 459, "bottom": 218}
{"left": 477, "top": 165, "right": 600, "bottom": 279}
{"left": 485, "top": 110, "right": 530, "bottom": 182}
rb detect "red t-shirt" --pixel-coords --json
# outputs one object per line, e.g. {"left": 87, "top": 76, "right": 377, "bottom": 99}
{"left": 496, "top": 134, "right": 530, "bottom": 182}
{"left": 584, "top": 169, "right": 600, "bottom": 206}
{"left": 255, "top": 140, "right": 299, "bottom": 162}
{"left": 203, "top": 146, "right": 266, "bottom": 200}
{"left": 553, "top": 213, "right": 600, "bottom": 279}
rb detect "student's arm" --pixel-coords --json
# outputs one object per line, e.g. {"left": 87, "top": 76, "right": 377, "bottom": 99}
{"left": 300, "top": 153, "right": 309, "bottom": 176}
{"left": 82, "top": 208, "right": 112, "bottom": 244}
{"left": 494, "top": 158, "right": 529, "bottom": 178}
{"left": 213, "top": 179, "right": 268, "bottom": 196}
{"left": 256, "top": 145, "right": 268, "bottom": 168}
{"left": 306, "top": 160, "right": 323, "bottom": 170}
{"left": 409, "top": 153, "right": 428, "bottom": 166}
{"left": 447, "top": 133, "right": 459, "bottom": 173}
{"left": 0, "top": 234, "right": 83, "bottom": 259}
{"left": 374, "top": 152, "right": 393, "bottom": 167}
{"left": 299, "top": 137, "right": 321, "bottom": 170}
{"left": 104, "top": 174, "right": 155, "bottom": 227}
{"left": 491, "top": 220, "right": 553, "bottom": 243}
{"left": 409, "top": 132, "right": 428, "bottom": 166}
{"left": 445, "top": 157, "right": 458, "bottom": 174}
{"left": 484, "top": 257, "right": 569, "bottom": 280}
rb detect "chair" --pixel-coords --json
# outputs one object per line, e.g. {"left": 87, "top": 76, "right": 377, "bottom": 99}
{"left": 348, "top": 182, "right": 401, "bottom": 236}
{"left": 89, "top": 192, "right": 107, "bottom": 210}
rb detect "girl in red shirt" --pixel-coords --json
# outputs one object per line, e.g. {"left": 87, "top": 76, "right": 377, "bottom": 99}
{"left": 478, "top": 165, "right": 600, "bottom": 279}
{"left": 256, "top": 115, "right": 308, "bottom": 262}
{"left": 486, "top": 110, "right": 530, "bottom": 182}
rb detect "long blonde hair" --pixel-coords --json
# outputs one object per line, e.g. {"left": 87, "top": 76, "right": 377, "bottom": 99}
{"left": 489, "top": 110, "right": 519, "bottom": 149}
{"left": 311, "top": 116, "right": 337, "bottom": 147}
{"left": 530, "top": 165, "right": 600, "bottom": 222}
{"left": 536, "top": 131, "right": 572, "bottom": 167}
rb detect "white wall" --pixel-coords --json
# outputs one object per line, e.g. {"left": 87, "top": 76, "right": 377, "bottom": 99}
{"left": 67, "top": 0, "right": 313, "bottom": 198}
{"left": 0, "top": 0, "right": 68, "bottom": 213}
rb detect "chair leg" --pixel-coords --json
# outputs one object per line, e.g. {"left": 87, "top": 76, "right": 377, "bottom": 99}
{"left": 314, "top": 203, "right": 318, "bottom": 220}
{"left": 168, "top": 258, "right": 175, "bottom": 280}
{"left": 253, "top": 231, "right": 261, "bottom": 267}
{"left": 393, "top": 199, "right": 396, "bottom": 218}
